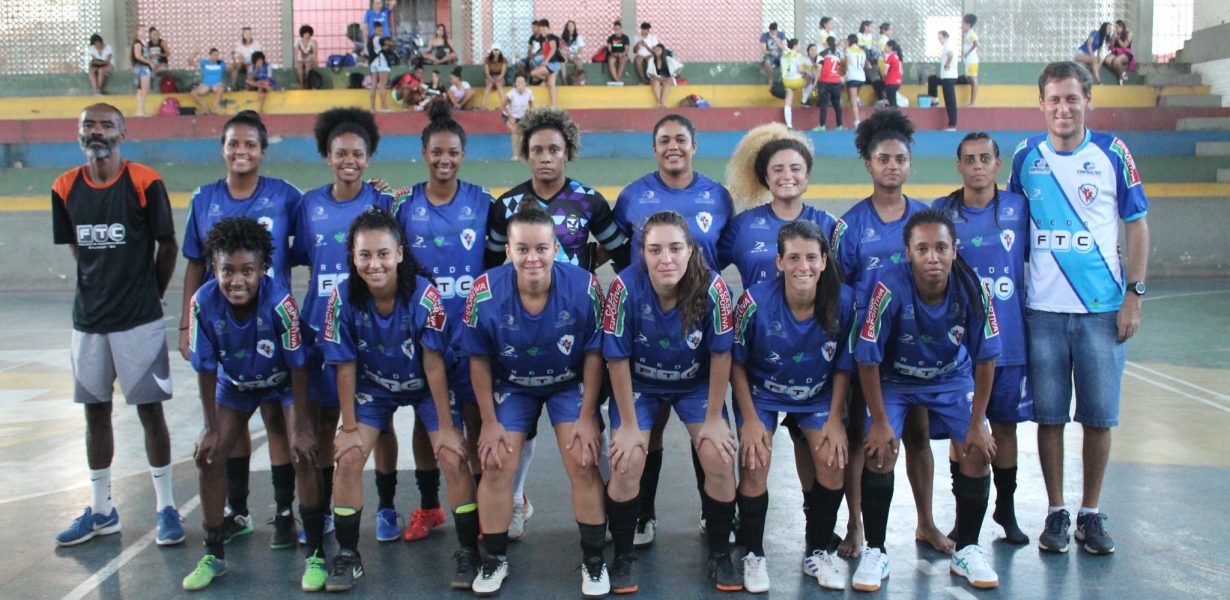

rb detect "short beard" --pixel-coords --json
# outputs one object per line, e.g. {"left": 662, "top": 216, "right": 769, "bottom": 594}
{"left": 82, "top": 141, "right": 115, "bottom": 160}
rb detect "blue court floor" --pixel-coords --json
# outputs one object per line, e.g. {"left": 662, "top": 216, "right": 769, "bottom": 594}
{"left": 2, "top": 279, "right": 1228, "bottom": 599}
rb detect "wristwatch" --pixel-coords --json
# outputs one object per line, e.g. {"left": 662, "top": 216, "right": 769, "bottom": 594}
{"left": 1128, "top": 281, "right": 1146, "bottom": 296}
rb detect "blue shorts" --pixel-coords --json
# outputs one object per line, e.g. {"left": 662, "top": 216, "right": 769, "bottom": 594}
{"left": 865, "top": 385, "right": 975, "bottom": 443}
{"left": 354, "top": 391, "right": 460, "bottom": 433}
{"left": 547, "top": 61, "right": 562, "bottom": 73}
{"left": 987, "top": 365, "right": 1033, "bottom": 424}
{"left": 531, "top": 55, "right": 545, "bottom": 67}
{"left": 134, "top": 65, "right": 151, "bottom": 82}
{"left": 215, "top": 380, "right": 292, "bottom": 414}
{"left": 1026, "top": 309, "right": 1125, "bottom": 427}
{"left": 608, "top": 387, "right": 714, "bottom": 430}
{"left": 447, "top": 351, "right": 476, "bottom": 407}
{"left": 308, "top": 361, "right": 339, "bottom": 407}
{"left": 847, "top": 80, "right": 864, "bottom": 88}
{"left": 493, "top": 384, "right": 600, "bottom": 433}
{"left": 734, "top": 398, "right": 833, "bottom": 433}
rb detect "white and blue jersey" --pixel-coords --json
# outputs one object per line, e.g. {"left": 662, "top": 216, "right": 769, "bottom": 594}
{"left": 613, "top": 172, "right": 732, "bottom": 271}
{"left": 1009, "top": 129, "right": 1148, "bottom": 314}
{"left": 719, "top": 203, "right": 840, "bottom": 288}
{"left": 602, "top": 266, "right": 734, "bottom": 394}
{"left": 394, "top": 181, "right": 494, "bottom": 317}
{"left": 834, "top": 197, "right": 929, "bottom": 308}
{"left": 188, "top": 275, "right": 306, "bottom": 407}
{"left": 183, "top": 176, "right": 303, "bottom": 289}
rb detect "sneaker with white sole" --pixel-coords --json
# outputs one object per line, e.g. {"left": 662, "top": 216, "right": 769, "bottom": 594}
{"left": 741, "top": 552, "right": 770, "bottom": 593}
{"left": 698, "top": 514, "right": 737, "bottom": 544}
{"left": 633, "top": 517, "right": 656, "bottom": 548}
{"left": 852, "top": 547, "right": 890, "bottom": 592}
{"left": 156, "top": 506, "right": 185, "bottom": 546}
{"left": 509, "top": 497, "right": 534, "bottom": 540}
{"left": 56, "top": 506, "right": 121, "bottom": 546}
{"left": 804, "top": 550, "right": 844, "bottom": 590}
{"left": 950, "top": 545, "right": 998, "bottom": 589}
{"left": 580, "top": 556, "right": 610, "bottom": 598}
{"left": 472, "top": 556, "right": 509, "bottom": 597}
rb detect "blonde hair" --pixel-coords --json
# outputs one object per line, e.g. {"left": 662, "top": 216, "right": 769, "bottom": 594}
{"left": 725, "top": 123, "right": 813, "bottom": 212}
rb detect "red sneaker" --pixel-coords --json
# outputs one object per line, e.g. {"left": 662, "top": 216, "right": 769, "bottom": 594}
{"left": 403, "top": 507, "right": 446, "bottom": 541}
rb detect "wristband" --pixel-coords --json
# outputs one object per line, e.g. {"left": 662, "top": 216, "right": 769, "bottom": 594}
{"left": 339, "top": 424, "right": 359, "bottom": 433}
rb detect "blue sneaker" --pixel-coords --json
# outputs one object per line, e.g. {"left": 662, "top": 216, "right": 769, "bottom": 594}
{"left": 156, "top": 506, "right": 186, "bottom": 546}
{"left": 299, "top": 514, "right": 335, "bottom": 545}
{"left": 56, "top": 506, "right": 120, "bottom": 546}
{"left": 375, "top": 508, "right": 403, "bottom": 542}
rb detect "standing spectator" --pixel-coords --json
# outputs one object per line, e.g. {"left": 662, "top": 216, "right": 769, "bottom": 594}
{"left": 606, "top": 20, "right": 630, "bottom": 85}
{"left": 294, "top": 25, "right": 318, "bottom": 89}
{"left": 87, "top": 34, "right": 114, "bottom": 95}
{"left": 1103, "top": 20, "right": 1135, "bottom": 85}
{"left": 447, "top": 66, "right": 476, "bottom": 110}
{"left": 962, "top": 15, "right": 981, "bottom": 105}
{"left": 147, "top": 27, "right": 170, "bottom": 72}
{"left": 876, "top": 23, "right": 892, "bottom": 56}
{"left": 51, "top": 103, "right": 182, "bottom": 549}
{"left": 856, "top": 20, "right": 874, "bottom": 50}
{"left": 814, "top": 37, "right": 843, "bottom": 131}
{"left": 560, "top": 20, "right": 586, "bottom": 82}
{"left": 368, "top": 36, "right": 394, "bottom": 111}
{"left": 244, "top": 51, "right": 276, "bottom": 115}
{"left": 818, "top": 16, "right": 836, "bottom": 47}
{"left": 131, "top": 26, "right": 154, "bottom": 116}
{"left": 423, "top": 23, "right": 457, "bottom": 65}
{"left": 481, "top": 46, "right": 508, "bottom": 109}
{"left": 228, "top": 27, "right": 262, "bottom": 90}
{"left": 633, "top": 22, "right": 660, "bottom": 84}
{"left": 760, "top": 22, "right": 787, "bottom": 86}
{"left": 645, "top": 44, "right": 683, "bottom": 109}
{"left": 927, "top": 31, "right": 959, "bottom": 129}
{"left": 363, "top": 0, "right": 396, "bottom": 43}
{"left": 883, "top": 40, "right": 903, "bottom": 107}
{"left": 530, "top": 19, "right": 564, "bottom": 106}
{"left": 843, "top": 34, "right": 867, "bottom": 129}
{"left": 778, "top": 38, "right": 805, "bottom": 129}
{"left": 502, "top": 74, "right": 534, "bottom": 160}
{"left": 1075, "top": 22, "right": 1112, "bottom": 83}
{"left": 189, "top": 48, "right": 227, "bottom": 115}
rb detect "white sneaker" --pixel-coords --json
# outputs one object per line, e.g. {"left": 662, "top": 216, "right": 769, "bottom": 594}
{"left": 951, "top": 545, "right": 999, "bottom": 589}
{"left": 852, "top": 547, "right": 890, "bottom": 592}
{"left": 580, "top": 558, "right": 610, "bottom": 598}
{"left": 472, "top": 557, "right": 509, "bottom": 596}
{"left": 508, "top": 497, "right": 533, "bottom": 540}
{"left": 741, "top": 552, "right": 770, "bottom": 593}
{"left": 633, "top": 517, "right": 656, "bottom": 548}
{"left": 804, "top": 550, "right": 845, "bottom": 590}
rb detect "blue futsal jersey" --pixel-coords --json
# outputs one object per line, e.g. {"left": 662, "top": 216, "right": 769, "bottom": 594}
{"left": 394, "top": 181, "right": 494, "bottom": 316}
{"left": 854, "top": 263, "right": 1001, "bottom": 393}
{"left": 732, "top": 279, "right": 857, "bottom": 411}
{"left": 188, "top": 275, "right": 307, "bottom": 399}
{"left": 834, "top": 197, "right": 929, "bottom": 307}
{"left": 183, "top": 177, "right": 303, "bottom": 288}
{"left": 719, "top": 203, "right": 840, "bottom": 288}
{"left": 602, "top": 266, "right": 734, "bottom": 393}
{"left": 932, "top": 190, "right": 1029, "bottom": 366}
{"left": 459, "top": 262, "right": 603, "bottom": 394}
{"left": 613, "top": 172, "right": 733, "bottom": 271}
{"left": 321, "top": 277, "right": 448, "bottom": 402}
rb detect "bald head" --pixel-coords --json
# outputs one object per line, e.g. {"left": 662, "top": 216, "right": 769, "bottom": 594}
{"left": 78, "top": 103, "right": 126, "bottom": 160}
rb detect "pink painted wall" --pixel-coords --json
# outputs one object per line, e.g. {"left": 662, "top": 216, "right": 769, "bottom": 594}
{"left": 636, "top": 0, "right": 765, "bottom": 62}
{"left": 138, "top": 1, "right": 285, "bottom": 67}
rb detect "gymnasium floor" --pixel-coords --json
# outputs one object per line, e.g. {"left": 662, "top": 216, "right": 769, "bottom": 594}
{"left": 1, "top": 279, "right": 1228, "bottom": 599}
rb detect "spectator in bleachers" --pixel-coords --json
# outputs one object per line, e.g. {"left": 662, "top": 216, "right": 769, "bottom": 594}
{"left": 1104, "top": 20, "right": 1135, "bottom": 85}
{"left": 423, "top": 23, "right": 457, "bottom": 65}
{"left": 877, "top": 22, "right": 892, "bottom": 56}
{"left": 363, "top": 0, "right": 396, "bottom": 43}
{"left": 502, "top": 74, "right": 534, "bottom": 159}
{"left": 606, "top": 20, "right": 630, "bottom": 85}
{"left": 244, "top": 51, "right": 276, "bottom": 115}
{"left": 228, "top": 27, "right": 262, "bottom": 91}
{"left": 645, "top": 43, "right": 682, "bottom": 109}
{"left": 760, "top": 22, "right": 787, "bottom": 86}
{"left": 447, "top": 66, "right": 476, "bottom": 110}
{"left": 561, "top": 20, "right": 586, "bottom": 82}
{"left": 294, "top": 25, "right": 318, "bottom": 89}
{"left": 189, "top": 48, "right": 226, "bottom": 115}
{"left": 815, "top": 36, "right": 844, "bottom": 131}
{"left": 800, "top": 42, "right": 820, "bottom": 104}
{"left": 856, "top": 21, "right": 874, "bottom": 50}
{"left": 368, "top": 22, "right": 387, "bottom": 58}
{"left": 818, "top": 16, "right": 836, "bottom": 47}
{"left": 844, "top": 34, "right": 867, "bottom": 129}
{"left": 779, "top": 38, "right": 805, "bottom": 128}
{"left": 883, "top": 40, "right": 903, "bottom": 107}
{"left": 962, "top": 15, "right": 980, "bottom": 105}
{"left": 147, "top": 27, "right": 170, "bottom": 72}
{"left": 392, "top": 67, "right": 425, "bottom": 110}
{"left": 1074, "top": 22, "right": 1112, "bottom": 83}
{"left": 481, "top": 46, "right": 508, "bottom": 109}
{"left": 427, "top": 69, "right": 446, "bottom": 98}
{"left": 530, "top": 19, "right": 564, "bottom": 106}
{"left": 131, "top": 26, "right": 155, "bottom": 116}
{"left": 928, "top": 31, "right": 960, "bottom": 129}
{"left": 633, "top": 22, "right": 660, "bottom": 84}
{"left": 524, "top": 19, "right": 545, "bottom": 75}
{"left": 368, "top": 36, "right": 395, "bottom": 111}
{"left": 87, "top": 34, "right": 114, "bottom": 95}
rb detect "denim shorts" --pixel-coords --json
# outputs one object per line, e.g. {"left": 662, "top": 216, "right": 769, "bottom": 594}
{"left": 1026, "top": 309, "right": 1126, "bottom": 427}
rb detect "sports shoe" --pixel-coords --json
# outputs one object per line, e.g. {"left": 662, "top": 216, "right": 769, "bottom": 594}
{"left": 402, "top": 506, "right": 446, "bottom": 541}
{"left": 1075, "top": 512, "right": 1115, "bottom": 555}
{"left": 56, "top": 506, "right": 121, "bottom": 546}
{"left": 706, "top": 552, "right": 743, "bottom": 592}
{"left": 156, "top": 506, "right": 185, "bottom": 546}
{"left": 835, "top": 126, "right": 847, "bottom": 131}
{"left": 698, "top": 514, "right": 737, "bottom": 544}
{"left": 298, "top": 513, "right": 334, "bottom": 545}
{"left": 182, "top": 555, "right": 228, "bottom": 591}
{"left": 580, "top": 556, "right": 610, "bottom": 598}
{"left": 852, "top": 547, "right": 890, "bottom": 592}
{"left": 950, "top": 545, "right": 998, "bottom": 589}
{"left": 451, "top": 548, "right": 480, "bottom": 589}
{"left": 804, "top": 550, "right": 844, "bottom": 590}
{"left": 509, "top": 497, "right": 534, "bottom": 540}
{"left": 741, "top": 552, "right": 769, "bottom": 593}
{"left": 374, "top": 507, "right": 403, "bottom": 542}
{"left": 812, "top": 125, "right": 827, "bottom": 132}
{"left": 324, "top": 549, "right": 364, "bottom": 592}
{"left": 609, "top": 554, "right": 638, "bottom": 594}
{"left": 301, "top": 550, "right": 327, "bottom": 592}
{"left": 220, "top": 510, "right": 253, "bottom": 543}
{"left": 1038, "top": 509, "right": 1071, "bottom": 553}
{"left": 472, "top": 556, "right": 509, "bottom": 597}
{"left": 633, "top": 517, "right": 656, "bottom": 548}
{"left": 269, "top": 510, "right": 298, "bottom": 549}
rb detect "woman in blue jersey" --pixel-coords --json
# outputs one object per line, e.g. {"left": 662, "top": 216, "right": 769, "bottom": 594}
{"left": 834, "top": 109, "right": 938, "bottom": 557}
{"left": 603, "top": 211, "right": 741, "bottom": 594}
{"left": 461, "top": 203, "right": 610, "bottom": 598}
{"left": 181, "top": 217, "right": 314, "bottom": 591}
{"left": 611, "top": 113, "right": 734, "bottom": 547}
{"left": 732, "top": 221, "right": 856, "bottom": 593}
{"left": 852, "top": 209, "right": 1001, "bottom": 592}
{"left": 177, "top": 110, "right": 304, "bottom": 551}
{"left": 933, "top": 133, "right": 1030, "bottom": 545}
{"left": 321, "top": 208, "right": 470, "bottom": 592}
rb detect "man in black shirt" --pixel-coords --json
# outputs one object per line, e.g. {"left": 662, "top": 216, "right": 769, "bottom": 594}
{"left": 606, "top": 20, "right": 631, "bottom": 85}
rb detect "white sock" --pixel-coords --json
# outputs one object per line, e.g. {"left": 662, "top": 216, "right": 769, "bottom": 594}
{"left": 784, "top": 106, "right": 793, "bottom": 129}
{"left": 1048, "top": 505, "right": 1066, "bottom": 514}
{"left": 90, "top": 467, "right": 113, "bottom": 515}
{"left": 150, "top": 464, "right": 175, "bottom": 511}
{"left": 512, "top": 437, "right": 536, "bottom": 505}
{"left": 1078, "top": 506, "right": 1098, "bottom": 516}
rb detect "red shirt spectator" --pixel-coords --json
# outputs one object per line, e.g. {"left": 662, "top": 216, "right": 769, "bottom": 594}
{"left": 820, "top": 52, "right": 843, "bottom": 83}
{"left": 884, "top": 51, "right": 902, "bottom": 85}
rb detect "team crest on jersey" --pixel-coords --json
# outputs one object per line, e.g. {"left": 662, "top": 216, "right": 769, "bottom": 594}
{"left": 686, "top": 329, "right": 703, "bottom": 350}
{"left": 733, "top": 291, "right": 757, "bottom": 344}
{"left": 356, "top": 393, "right": 373, "bottom": 405}
{"left": 695, "top": 211, "right": 713, "bottom": 233}
{"left": 860, "top": 282, "right": 892, "bottom": 342}
{"left": 421, "top": 285, "right": 447, "bottom": 331}
{"left": 557, "top": 334, "right": 575, "bottom": 355}
{"left": 1077, "top": 183, "right": 1099, "bottom": 206}
{"left": 258, "top": 216, "right": 274, "bottom": 232}
{"left": 1000, "top": 229, "right": 1015, "bottom": 252}
{"left": 709, "top": 277, "right": 734, "bottom": 334}
{"left": 460, "top": 228, "right": 477, "bottom": 251}
{"left": 603, "top": 277, "right": 628, "bottom": 335}
{"left": 257, "top": 339, "right": 275, "bottom": 359}
{"left": 948, "top": 325, "right": 966, "bottom": 345}
{"left": 323, "top": 288, "right": 341, "bottom": 343}
{"left": 401, "top": 338, "right": 415, "bottom": 359}
{"left": 464, "top": 274, "right": 492, "bottom": 327}
{"left": 822, "top": 341, "right": 837, "bottom": 362}
{"left": 588, "top": 275, "right": 604, "bottom": 321}
{"left": 276, "top": 296, "right": 302, "bottom": 351}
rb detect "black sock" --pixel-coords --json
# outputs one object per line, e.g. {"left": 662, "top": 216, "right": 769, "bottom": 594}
{"left": 205, "top": 525, "right": 226, "bottom": 559}
{"left": 702, "top": 490, "right": 736, "bottom": 556}
{"left": 375, "top": 470, "right": 397, "bottom": 510}
{"left": 454, "top": 506, "right": 480, "bottom": 551}
{"left": 953, "top": 470, "right": 991, "bottom": 550}
{"left": 578, "top": 521, "right": 607, "bottom": 562}
{"left": 416, "top": 468, "right": 441, "bottom": 510}
{"left": 271, "top": 463, "right": 295, "bottom": 514}
{"left": 606, "top": 492, "right": 640, "bottom": 558}
{"left": 321, "top": 466, "right": 335, "bottom": 508}
{"left": 484, "top": 531, "right": 510, "bottom": 559}
{"left": 861, "top": 469, "right": 894, "bottom": 552}
{"left": 638, "top": 449, "right": 663, "bottom": 520}
{"left": 690, "top": 446, "right": 706, "bottom": 507}
{"left": 801, "top": 481, "right": 814, "bottom": 550}
{"left": 736, "top": 491, "right": 768, "bottom": 557}
{"left": 993, "top": 465, "right": 1018, "bottom": 518}
{"left": 225, "top": 455, "right": 251, "bottom": 516}
{"left": 473, "top": 473, "right": 483, "bottom": 489}
{"left": 300, "top": 504, "right": 326, "bottom": 556}
{"left": 808, "top": 484, "right": 845, "bottom": 554}
{"left": 334, "top": 508, "right": 362, "bottom": 552}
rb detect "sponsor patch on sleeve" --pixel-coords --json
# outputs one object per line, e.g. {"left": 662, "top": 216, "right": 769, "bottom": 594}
{"left": 860, "top": 282, "right": 892, "bottom": 342}
{"left": 602, "top": 276, "right": 628, "bottom": 336}
{"left": 421, "top": 284, "right": 447, "bottom": 332}
{"left": 463, "top": 273, "right": 492, "bottom": 328}
{"left": 709, "top": 276, "right": 734, "bottom": 334}
{"left": 1111, "top": 137, "right": 1141, "bottom": 188}
{"left": 276, "top": 295, "right": 302, "bottom": 351}
{"left": 733, "top": 290, "right": 757, "bottom": 345}
{"left": 588, "top": 274, "right": 604, "bottom": 322}
{"left": 323, "top": 287, "right": 341, "bottom": 343}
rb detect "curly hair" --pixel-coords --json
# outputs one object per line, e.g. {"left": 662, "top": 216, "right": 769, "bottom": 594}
{"left": 222, "top": 110, "right": 268, "bottom": 150}
{"left": 314, "top": 107, "right": 380, "bottom": 159}
{"left": 641, "top": 211, "right": 712, "bottom": 335}
{"left": 203, "top": 216, "right": 274, "bottom": 272}
{"left": 515, "top": 107, "right": 581, "bottom": 161}
{"left": 854, "top": 107, "right": 915, "bottom": 161}
{"left": 725, "top": 122, "right": 813, "bottom": 211}
{"left": 421, "top": 98, "right": 467, "bottom": 150}
{"left": 753, "top": 138, "right": 814, "bottom": 190}
{"left": 345, "top": 207, "right": 431, "bottom": 307}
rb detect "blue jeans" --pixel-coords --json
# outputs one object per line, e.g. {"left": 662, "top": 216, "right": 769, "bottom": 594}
{"left": 1026, "top": 309, "right": 1126, "bottom": 427}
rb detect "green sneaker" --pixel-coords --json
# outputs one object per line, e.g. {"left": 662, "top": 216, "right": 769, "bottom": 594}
{"left": 183, "top": 555, "right": 228, "bottom": 591}
{"left": 301, "top": 550, "right": 328, "bottom": 592}
{"left": 812, "top": 125, "right": 826, "bottom": 132}
{"left": 835, "top": 126, "right": 847, "bottom": 131}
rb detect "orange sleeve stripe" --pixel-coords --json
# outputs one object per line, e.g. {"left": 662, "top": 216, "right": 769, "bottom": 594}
{"left": 126, "top": 162, "right": 165, "bottom": 209}
{"left": 51, "top": 168, "right": 82, "bottom": 207}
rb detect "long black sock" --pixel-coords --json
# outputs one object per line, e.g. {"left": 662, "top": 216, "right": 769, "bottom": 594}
{"left": 225, "top": 455, "right": 251, "bottom": 515}
{"left": 205, "top": 525, "right": 226, "bottom": 559}
{"left": 375, "top": 470, "right": 397, "bottom": 510}
{"left": 606, "top": 492, "right": 640, "bottom": 558}
{"left": 703, "top": 491, "right": 736, "bottom": 556}
{"left": 300, "top": 504, "right": 325, "bottom": 556}
{"left": 638, "top": 449, "right": 663, "bottom": 520}
{"left": 948, "top": 459, "right": 961, "bottom": 540}
{"left": 333, "top": 508, "right": 362, "bottom": 552}
{"left": 801, "top": 481, "right": 814, "bottom": 549}
{"left": 416, "top": 468, "right": 441, "bottom": 510}
{"left": 321, "top": 466, "right": 335, "bottom": 507}
{"left": 992, "top": 465, "right": 1018, "bottom": 520}
{"left": 578, "top": 521, "right": 607, "bottom": 562}
{"left": 690, "top": 446, "right": 706, "bottom": 504}
{"left": 736, "top": 491, "right": 768, "bottom": 557}
{"left": 808, "top": 484, "right": 845, "bottom": 554}
{"left": 484, "top": 531, "right": 509, "bottom": 559}
{"left": 954, "top": 470, "right": 991, "bottom": 550}
{"left": 271, "top": 463, "right": 295, "bottom": 514}
{"left": 861, "top": 469, "right": 894, "bottom": 552}
{"left": 454, "top": 504, "right": 480, "bottom": 551}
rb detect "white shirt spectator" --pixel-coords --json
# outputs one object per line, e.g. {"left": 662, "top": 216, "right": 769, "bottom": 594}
{"left": 634, "top": 32, "right": 660, "bottom": 58}
{"left": 939, "top": 38, "right": 959, "bottom": 78}
{"left": 506, "top": 87, "right": 534, "bottom": 119}
{"left": 88, "top": 44, "right": 114, "bottom": 68}
{"left": 235, "top": 40, "right": 263, "bottom": 66}
{"left": 449, "top": 80, "right": 472, "bottom": 102}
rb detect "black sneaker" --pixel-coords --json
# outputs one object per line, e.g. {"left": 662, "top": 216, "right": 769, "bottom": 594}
{"left": 451, "top": 548, "right": 480, "bottom": 590}
{"left": 1075, "top": 512, "right": 1115, "bottom": 555}
{"left": 1038, "top": 509, "right": 1071, "bottom": 553}
{"left": 220, "top": 511, "right": 254, "bottom": 544}
{"left": 269, "top": 510, "right": 298, "bottom": 549}
{"left": 324, "top": 549, "right": 364, "bottom": 592}
{"left": 609, "top": 554, "right": 638, "bottom": 594}
{"left": 706, "top": 552, "right": 744, "bottom": 592}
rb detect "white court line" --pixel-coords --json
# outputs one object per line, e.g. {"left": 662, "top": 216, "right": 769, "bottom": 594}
{"left": 945, "top": 586, "right": 980, "bottom": 600}
{"left": 1124, "top": 368, "right": 1230, "bottom": 414}
{"left": 1141, "top": 289, "right": 1230, "bottom": 303}
{"left": 1127, "top": 361, "right": 1230, "bottom": 402}
{"left": 61, "top": 494, "right": 201, "bottom": 600}
{"left": 915, "top": 559, "right": 946, "bottom": 576}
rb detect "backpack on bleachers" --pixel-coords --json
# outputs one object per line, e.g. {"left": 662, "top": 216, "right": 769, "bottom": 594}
{"left": 327, "top": 54, "right": 356, "bottom": 72}
{"left": 159, "top": 75, "right": 178, "bottom": 93}
{"left": 349, "top": 72, "right": 367, "bottom": 89}
{"left": 305, "top": 69, "right": 325, "bottom": 90}
{"left": 157, "top": 97, "right": 180, "bottom": 116}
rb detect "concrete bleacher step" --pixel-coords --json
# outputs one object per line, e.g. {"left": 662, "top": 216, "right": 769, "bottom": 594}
{"left": 1137, "top": 62, "right": 1192, "bottom": 75}
{"left": 1219, "top": 169, "right": 1230, "bottom": 183}
{"left": 1145, "top": 72, "right": 1206, "bottom": 86}
{"left": 1195, "top": 141, "right": 1230, "bottom": 156}
{"left": 1160, "top": 94, "right": 1224, "bottom": 107}
{"left": 1177, "top": 117, "right": 1230, "bottom": 130}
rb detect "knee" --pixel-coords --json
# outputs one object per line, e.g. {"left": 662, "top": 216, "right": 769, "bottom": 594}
{"left": 335, "top": 448, "right": 367, "bottom": 478}
{"left": 563, "top": 453, "right": 600, "bottom": 485}
{"left": 437, "top": 448, "right": 466, "bottom": 475}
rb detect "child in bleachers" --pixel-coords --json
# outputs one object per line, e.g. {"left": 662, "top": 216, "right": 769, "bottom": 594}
{"left": 244, "top": 51, "right": 276, "bottom": 115}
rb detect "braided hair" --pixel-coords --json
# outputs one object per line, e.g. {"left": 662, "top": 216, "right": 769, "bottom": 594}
{"left": 902, "top": 209, "right": 987, "bottom": 324}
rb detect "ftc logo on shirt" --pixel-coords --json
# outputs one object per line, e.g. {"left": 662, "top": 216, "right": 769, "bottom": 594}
{"left": 76, "top": 223, "right": 126, "bottom": 249}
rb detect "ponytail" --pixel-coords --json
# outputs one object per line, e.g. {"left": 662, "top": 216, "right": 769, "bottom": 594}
{"left": 776, "top": 220, "right": 844, "bottom": 333}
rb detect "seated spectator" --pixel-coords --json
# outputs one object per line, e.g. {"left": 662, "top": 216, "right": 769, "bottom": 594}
{"left": 522, "top": 19, "right": 545, "bottom": 75}
{"left": 392, "top": 68, "right": 425, "bottom": 111}
{"left": 87, "top": 34, "right": 114, "bottom": 95}
{"left": 228, "top": 27, "right": 262, "bottom": 90}
{"left": 423, "top": 23, "right": 457, "bottom": 65}
{"left": 530, "top": 19, "right": 564, "bottom": 105}
{"left": 481, "top": 46, "right": 508, "bottom": 109}
{"left": 1104, "top": 19, "right": 1135, "bottom": 85}
{"left": 363, "top": 0, "right": 395, "bottom": 42}
{"left": 800, "top": 42, "right": 820, "bottom": 104}
{"left": 560, "top": 20, "right": 586, "bottom": 82}
{"left": 501, "top": 74, "right": 534, "bottom": 159}
{"left": 606, "top": 20, "right": 630, "bottom": 85}
{"left": 760, "top": 22, "right": 787, "bottom": 85}
{"left": 295, "top": 25, "right": 318, "bottom": 88}
{"left": 447, "top": 66, "right": 475, "bottom": 109}
{"left": 1075, "top": 22, "right": 1112, "bottom": 83}
{"left": 147, "top": 27, "right": 171, "bottom": 72}
{"left": 244, "top": 50, "right": 276, "bottom": 114}
{"left": 190, "top": 48, "right": 226, "bottom": 114}
{"left": 426, "top": 69, "right": 446, "bottom": 97}
{"left": 633, "top": 22, "right": 660, "bottom": 84}
{"left": 645, "top": 43, "right": 683, "bottom": 108}
{"left": 131, "top": 26, "right": 154, "bottom": 116}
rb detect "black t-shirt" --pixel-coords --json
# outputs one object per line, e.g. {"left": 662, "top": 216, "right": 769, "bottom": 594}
{"left": 543, "top": 33, "right": 564, "bottom": 63}
{"left": 527, "top": 33, "right": 544, "bottom": 56}
{"left": 607, "top": 34, "right": 630, "bottom": 54}
{"left": 52, "top": 161, "right": 175, "bottom": 333}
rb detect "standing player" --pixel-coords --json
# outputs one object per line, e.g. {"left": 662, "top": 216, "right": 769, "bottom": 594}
{"left": 814, "top": 36, "right": 844, "bottom": 132}
{"left": 603, "top": 211, "right": 741, "bottom": 594}
{"left": 1010, "top": 61, "right": 1149, "bottom": 555}
{"left": 177, "top": 110, "right": 304, "bottom": 549}
{"left": 962, "top": 15, "right": 980, "bottom": 106}
{"left": 934, "top": 132, "right": 1030, "bottom": 545}
{"left": 461, "top": 204, "right": 610, "bottom": 597}
{"left": 842, "top": 35, "right": 866, "bottom": 129}
{"left": 853, "top": 209, "right": 1001, "bottom": 592}
{"left": 52, "top": 104, "right": 182, "bottom": 547}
